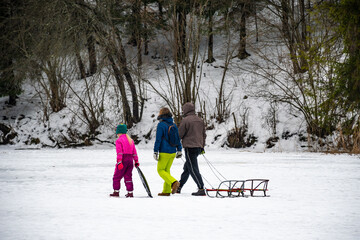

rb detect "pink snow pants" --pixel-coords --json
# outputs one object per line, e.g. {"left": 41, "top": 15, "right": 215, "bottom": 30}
{"left": 112, "top": 154, "right": 134, "bottom": 191}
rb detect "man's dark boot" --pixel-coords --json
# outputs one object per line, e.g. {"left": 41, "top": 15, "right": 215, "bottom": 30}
{"left": 191, "top": 189, "right": 206, "bottom": 196}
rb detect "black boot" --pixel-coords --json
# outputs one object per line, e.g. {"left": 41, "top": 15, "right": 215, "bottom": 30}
{"left": 191, "top": 189, "right": 206, "bottom": 196}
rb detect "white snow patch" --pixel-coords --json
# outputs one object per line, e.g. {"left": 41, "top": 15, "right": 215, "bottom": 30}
{"left": 1, "top": 148, "right": 359, "bottom": 240}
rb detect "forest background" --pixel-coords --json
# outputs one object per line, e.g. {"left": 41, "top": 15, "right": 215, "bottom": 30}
{"left": 0, "top": 0, "right": 359, "bottom": 153}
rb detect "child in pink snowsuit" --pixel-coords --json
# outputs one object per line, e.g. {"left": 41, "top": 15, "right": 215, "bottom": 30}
{"left": 110, "top": 124, "right": 139, "bottom": 198}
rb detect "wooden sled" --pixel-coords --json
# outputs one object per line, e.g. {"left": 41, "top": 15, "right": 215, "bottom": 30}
{"left": 206, "top": 179, "right": 269, "bottom": 198}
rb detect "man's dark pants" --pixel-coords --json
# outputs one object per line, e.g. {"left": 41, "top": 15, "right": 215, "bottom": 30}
{"left": 179, "top": 147, "right": 204, "bottom": 189}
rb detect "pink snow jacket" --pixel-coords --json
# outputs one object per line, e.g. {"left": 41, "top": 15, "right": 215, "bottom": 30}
{"left": 115, "top": 134, "right": 139, "bottom": 164}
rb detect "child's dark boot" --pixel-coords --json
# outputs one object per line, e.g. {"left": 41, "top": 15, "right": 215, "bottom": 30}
{"left": 110, "top": 191, "right": 120, "bottom": 197}
{"left": 125, "top": 192, "right": 134, "bottom": 198}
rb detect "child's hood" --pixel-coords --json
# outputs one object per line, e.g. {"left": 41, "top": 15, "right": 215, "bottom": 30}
{"left": 116, "top": 134, "right": 134, "bottom": 154}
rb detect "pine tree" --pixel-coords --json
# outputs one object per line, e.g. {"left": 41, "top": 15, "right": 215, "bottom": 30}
{"left": 332, "top": 0, "right": 360, "bottom": 110}
{"left": 0, "top": 0, "right": 25, "bottom": 105}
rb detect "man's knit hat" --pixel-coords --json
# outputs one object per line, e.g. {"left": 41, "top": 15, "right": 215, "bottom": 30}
{"left": 116, "top": 124, "right": 127, "bottom": 134}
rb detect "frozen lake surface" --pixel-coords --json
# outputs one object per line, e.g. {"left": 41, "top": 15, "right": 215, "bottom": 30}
{"left": 1, "top": 148, "right": 359, "bottom": 240}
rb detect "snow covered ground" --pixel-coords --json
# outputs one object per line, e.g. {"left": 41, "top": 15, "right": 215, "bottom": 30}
{"left": 1, "top": 147, "right": 359, "bottom": 240}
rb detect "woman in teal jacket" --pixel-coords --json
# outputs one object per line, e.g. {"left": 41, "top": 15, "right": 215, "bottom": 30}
{"left": 154, "top": 107, "right": 182, "bottom": 196}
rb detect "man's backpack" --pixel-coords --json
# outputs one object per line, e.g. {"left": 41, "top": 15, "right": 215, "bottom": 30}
{"left": 163, "top": 122, "right": 180, "bottom": 147}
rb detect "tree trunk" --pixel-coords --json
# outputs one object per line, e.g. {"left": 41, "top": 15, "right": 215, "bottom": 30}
{"left": 128, "top": 1, "right": 141, "bottom": 47}
{"left": 144, "top": 1, "right": 149, "bottom": 56}
{"left": 299, "top": 0, "right": 308, "bottom": 72}
{"left": 134, "top": 0, "right": 142, "bottom": 66}
{"left": 205, "top": 13, "right": 215, "bottom": 63}
{"left": 75, "top": 48, "right": 86, "bottom": 79}
{"left": 300, "top": 0, "right": 307, "bottom": 48}
{"left": 8, "top": 95, "right": 17, "bottom": 106}
{"left": 87, "top": 33, "right": 97, "bottom": 75}
{"left": 176, "top": 7, "right": 187, "bottom": 63}
{"left": 255, "top": 2, "right": 259, "bottom": 42}
{"left": 5, "top": 59, "right": 18, "bottom": 106}
{"left": 117, "top": 39, "right": 140, "bottom": 123}
{"left": 137, "top": 36, "right": 142, "bottom": 67}
{"left": 47, "top": 64, "right": 66, "bottom": 113}
{"left": 281, "top": 0, "right": 300, "bottom": 73}
{"left": 184, "top": 77, "right": 192, "bottom": 103}
{"left": 238, "top": 3, "right": 251, "bottom": 59}
{"left": 158, "top": 1, "right": 163, "bottom": 21}
{"left": 108, "top": 54, "right": 133, "bottom": 127}
{"left": 144, "top": 31, "right": 149, "bottom": 56}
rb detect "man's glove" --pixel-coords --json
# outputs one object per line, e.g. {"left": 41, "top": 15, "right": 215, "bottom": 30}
{"left": 200, "top": 148, "right": 205, "bottom": 155}
{"left": 153, "top": 152, "right": 159, "bottom": 161}
{"left": 135, "top": 161, "right": 140, "bottom": 168}
{"left": 117, "top": 161, "right": 123, "bottom": 170}
{"left": 176, "top": 151, "right": 182, "bottom": 158}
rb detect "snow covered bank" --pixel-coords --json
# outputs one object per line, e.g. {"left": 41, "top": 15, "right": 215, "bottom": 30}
{"left": 1, "top": 148, "right": 359, "bottom": 240}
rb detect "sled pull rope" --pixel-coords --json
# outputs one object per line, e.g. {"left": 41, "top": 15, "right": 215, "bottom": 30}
{"left": 202, "top": 155, "right": 227, "bottom": 183}
{"left": 180, "top": 156, "right": 215, "bottom": 189}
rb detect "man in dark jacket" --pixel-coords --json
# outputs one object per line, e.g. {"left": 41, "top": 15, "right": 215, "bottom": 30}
{"left": 177, "top": 102, "right": 207, "bottom": 196}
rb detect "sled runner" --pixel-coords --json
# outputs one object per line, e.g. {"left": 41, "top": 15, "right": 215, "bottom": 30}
{"left": 136, "top": 167, "right": 153, "bottom": 198}
{"left": 205, "top": 179, "right": 269, "bottom": 198}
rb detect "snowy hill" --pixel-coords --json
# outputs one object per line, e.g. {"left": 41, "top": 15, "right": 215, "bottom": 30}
{"left": 0, "top": 68, "right": 306, "bottom": 152}
{"left": 1, "top": 2, "right": 345, "bottom": 153}
{"left": 0, "top": 26, "right": 310, "bottom": 152}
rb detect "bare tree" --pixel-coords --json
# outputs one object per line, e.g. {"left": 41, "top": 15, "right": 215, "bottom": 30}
{"left": 241, "top": 0, "right": 345, "bottom": 144}
{"left": 146, "top": 0, "right": 207, "bottom": 123}
{"left": 65, "top": 70, "right": 111, "bottom": 139}
{"left": 215, "top": 16, "right": 237, "bottom": 123}
{"left": 70, "top": 0, "right": 144, "bottom": 127}
{"left": 264, "top": 0, "right": 309, "bottom": 73}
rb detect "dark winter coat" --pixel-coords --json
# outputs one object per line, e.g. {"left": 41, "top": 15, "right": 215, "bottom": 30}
{"left": 178, "top": 103, "right": 206, "bottom": 148}
{"left": 154, "top": 115, "right": 182, "bottom": 154}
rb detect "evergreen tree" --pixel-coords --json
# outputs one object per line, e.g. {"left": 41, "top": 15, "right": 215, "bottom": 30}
{"left": 332, "top": 0, "right": 360, "bottom": 110}
{"left": 0, "top": 0, "right": 25, "bottom": 105}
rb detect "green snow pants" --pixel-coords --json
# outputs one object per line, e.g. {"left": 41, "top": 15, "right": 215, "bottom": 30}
{"left": 157, "top": 152, "right": 177, "bottom": 193}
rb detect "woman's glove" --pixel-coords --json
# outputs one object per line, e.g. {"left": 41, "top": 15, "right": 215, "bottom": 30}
{"left": 135, "top": 161, "right": 140, "bottom": 168}
{"left": 153, "top": 152, "right": 159, "bottom": 161}
{"left": 176, "top": 151, "right": 182, "bottom": 158}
